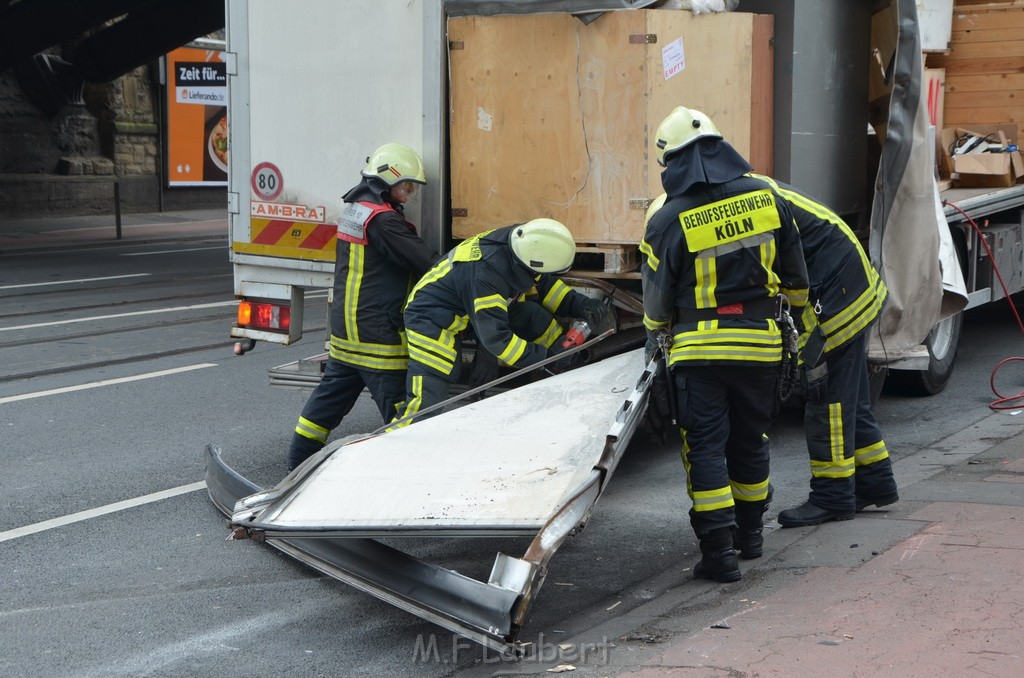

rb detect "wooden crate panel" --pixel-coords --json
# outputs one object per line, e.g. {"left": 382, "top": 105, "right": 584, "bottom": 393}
{"left": 448, "top": 10, "right": 773, "bottom": 244}
{"left": 928, "top": 5, "right": 1024, "bottom": 142}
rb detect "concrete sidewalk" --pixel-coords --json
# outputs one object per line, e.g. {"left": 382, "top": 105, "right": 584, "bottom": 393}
{"left": 0, "top": 208, "right": 228, "bottom": 254}
{"left": 453, "top": 412, "right": 1024, "bottom": 678}
{"left": 612, "top": 414, "right": 1024, "bottom": 677}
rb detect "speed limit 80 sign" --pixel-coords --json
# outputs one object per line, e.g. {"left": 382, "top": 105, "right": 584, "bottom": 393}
{"left": 251, "top": 162, "right": 283, "bottom": 200}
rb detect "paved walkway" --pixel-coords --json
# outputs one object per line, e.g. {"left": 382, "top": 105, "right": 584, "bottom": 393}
{"left": 614, "top": 417, "right": 1024, "bottom": 678}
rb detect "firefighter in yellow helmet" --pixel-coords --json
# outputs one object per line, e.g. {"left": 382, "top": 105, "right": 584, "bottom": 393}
{"left": 641, "top": 106, "right": 809, "bottom": 582}
{"left": 389, "top": 218, "right": 608, "bottom": 428}
{"left": 287, "top": 143, "right": 438, "bottom": 471}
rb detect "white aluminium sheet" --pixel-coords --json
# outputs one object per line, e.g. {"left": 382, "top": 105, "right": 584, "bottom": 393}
{"left": 263, "top": 349, "right": 645, "bottom": 532}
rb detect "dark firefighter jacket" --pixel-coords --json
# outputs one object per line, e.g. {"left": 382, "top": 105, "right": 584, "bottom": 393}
{"left": 328, "top": 178, "right": 438, "bottom": 372}
{"left": 751, "top": 174, "right": 888, "bottom": 354}
{"left": 403, "top": 225, "right": 588, "bottom": 376}
{"left": 641, "top": 172, "right": 809, "bottom": 368}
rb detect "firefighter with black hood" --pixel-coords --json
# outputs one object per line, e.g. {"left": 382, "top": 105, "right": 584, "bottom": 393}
{"left": 286, "top": 143, "right": 439, "bottom": 471}
{"left": 641, "top": 107, "right": 809, "bottom": 583}
{"left": 388, "top": 218, "right": 608, "bottom": 428}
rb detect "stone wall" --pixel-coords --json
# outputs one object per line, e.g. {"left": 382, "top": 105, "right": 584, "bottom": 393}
{"left": 1, "top": 54, "right": 225, "bottom": 219}
{"left": 86, "top": 65, "right": 158, "bottom": 177}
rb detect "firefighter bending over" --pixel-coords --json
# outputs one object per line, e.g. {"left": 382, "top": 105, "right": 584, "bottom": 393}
{"left": 388, "top": 219, "right": 607, "bottom": 429}
{"left": 750, "top": 175, "right": 899, "bottom": 526}
{"left": 287, "top": 143, "right": 439, "bottom": 471}
{"left": 641, "top": 107, "right": 809, "bottom": 583}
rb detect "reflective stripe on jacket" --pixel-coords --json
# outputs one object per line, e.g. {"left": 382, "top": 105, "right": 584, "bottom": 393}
{"left": 329, "top": 199, "right": 437, "bottom": 371}
{"left": 641, "top": 175, "right": 809, "bottom": 367}
{"left": 751, "top": 174, "right": 887, "bottom": 353}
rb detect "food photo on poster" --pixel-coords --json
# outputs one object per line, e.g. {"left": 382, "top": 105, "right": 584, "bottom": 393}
{"left": 205, "top": 107, "right": 228, "bottom": 179}
{"left": 165, "top": 46, "right": 228, "bottom": 187}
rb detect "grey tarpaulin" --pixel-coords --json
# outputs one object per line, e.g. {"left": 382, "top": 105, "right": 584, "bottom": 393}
{"left": 868, "top": 0, "right": 966, "bottom": 357}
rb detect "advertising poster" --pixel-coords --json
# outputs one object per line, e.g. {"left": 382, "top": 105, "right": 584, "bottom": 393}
{"left": 165, "top": 47, "right": 227, "bottom": 187}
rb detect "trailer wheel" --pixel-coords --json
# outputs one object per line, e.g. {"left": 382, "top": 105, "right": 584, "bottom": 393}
{"left": 887, "top": 311, "right": 963, "bottom": 396}
{"left": 867, "top": 363, "right": 887, "bottom": 407}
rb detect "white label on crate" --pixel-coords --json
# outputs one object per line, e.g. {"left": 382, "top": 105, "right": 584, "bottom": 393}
{"left": 477, "top": 107, "right": 493, "bottom": 132}
{"left": 663, "top": 38, "right": 685, "bottom": 80}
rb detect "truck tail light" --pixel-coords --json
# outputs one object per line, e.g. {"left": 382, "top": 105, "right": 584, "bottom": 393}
{"left": 237, "top": 300, "right": 291, "bottom": 332}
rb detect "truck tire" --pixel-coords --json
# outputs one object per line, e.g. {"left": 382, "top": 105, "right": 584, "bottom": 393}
{"left": 867, "top": 363, "right": 887, "bottom": 407}
{"left": 886, "top": 311, "right": 963, "bottom": 396}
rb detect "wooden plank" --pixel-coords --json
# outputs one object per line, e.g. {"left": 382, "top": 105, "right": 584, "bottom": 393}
{"left": 936, "top": 39, "right": 1024, "bottom": 59}
{"left": 945, "top": 89, "right": 1022, "bottom": 109}
{"left": 953, "top": 1, "right": 1024, "bottom": 10}
{"left": 951, "top": 27, "right": 1024, "bottom": 44}
{"left": 946, "top": 7, "right": 1024, "bottom": 29}
{"left": 950, "top": 8, "right": 1024, "bottom": 31}
{"left": 944, "top": 73, "right": 1024, "bottom": 93}
{"left": 927, "top": 55, "right": 1024, "bottom": 74}
{"left": 943, "top": 107, "right": 1022, "bottom": 124}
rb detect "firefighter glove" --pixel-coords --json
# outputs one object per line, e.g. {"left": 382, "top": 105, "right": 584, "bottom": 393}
{"left": 803, "top": 361, "right": 829, "bottom": 403}
{"left": 579, "top": 296, "right": 610, "bottom": 328}
{"left": 651, "top": 360, "right": 674, "bottom": 425}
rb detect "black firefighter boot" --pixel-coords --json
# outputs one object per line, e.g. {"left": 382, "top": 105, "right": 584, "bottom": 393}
{"left": 733, "top": 487, "right": 772, "bottom": 560}
{"left": 733, "top": 501, "right": 769, "bottom": 560}
{"left": 693, "top": 527, "right": 742, "bottom": 583}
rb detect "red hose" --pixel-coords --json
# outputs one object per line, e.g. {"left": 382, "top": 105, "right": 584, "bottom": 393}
{"left": 943, "top": 200, "right": 1024, "bottom": 411}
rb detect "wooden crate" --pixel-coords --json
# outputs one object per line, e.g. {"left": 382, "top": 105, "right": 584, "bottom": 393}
{"left": 927, "top": 3, "right": 1024, "bottom": 144}
{"left": 447, "top": 9, "right": 774, "bottom": 245}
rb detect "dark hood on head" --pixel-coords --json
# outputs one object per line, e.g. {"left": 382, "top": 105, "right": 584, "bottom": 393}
{"left": 342, "top": 176, "right": 402, "bottom": 211}
{"left": 661, "top": 138, "right": 753, "bottom": 196}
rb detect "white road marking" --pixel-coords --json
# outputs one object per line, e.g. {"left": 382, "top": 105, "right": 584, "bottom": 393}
{"left": 0, "top": 300, "right": 237, "bottom": 331}
{"left": 121, "top": 246, "right": 226, "bottom": 256}
{"left": 0, "top": 273, "right": 150, "bottom": 290}
{"left": 0, "top": 481, "right": 207, "bottom": 543}
{"left": 0, "top": 363, "right": 217, "bottom": 404}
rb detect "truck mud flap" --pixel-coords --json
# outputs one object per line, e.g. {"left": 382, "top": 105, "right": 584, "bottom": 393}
{"left": 206, "top": 348, "right": 656, "bottom": 653}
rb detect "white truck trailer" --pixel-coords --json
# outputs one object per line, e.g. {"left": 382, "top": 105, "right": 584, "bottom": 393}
{"left": 210, "top": 0, "right": 1024, "bottom": 653}
{"left": 222, "top": 0, "right": 1023, "bottom": 399}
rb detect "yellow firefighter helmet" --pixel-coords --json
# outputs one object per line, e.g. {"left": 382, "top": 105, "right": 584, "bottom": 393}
{"left": 509, "top": 218, "right": 576, "bottom": 274}
{"left": 362, "top": 143, "right": 427, "bottom": 186}
{"left": 654, "top": 106, "right": 722, "bottom": 166}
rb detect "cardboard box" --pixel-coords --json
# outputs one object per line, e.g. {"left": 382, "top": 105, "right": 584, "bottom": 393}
{"left": 947, "top": 125, "right": 1024, "bottom": 189}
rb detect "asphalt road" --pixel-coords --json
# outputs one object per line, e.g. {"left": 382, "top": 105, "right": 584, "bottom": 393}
{"left": 1, "top": 232, "right": 1023, "bottom": 677}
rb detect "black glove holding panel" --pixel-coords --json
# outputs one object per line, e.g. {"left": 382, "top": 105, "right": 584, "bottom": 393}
{"left": 644, "top": 339, "right": 676, "bottom": 440}
{"left": 578, "top": 296, "right": 610, "bottom": 328}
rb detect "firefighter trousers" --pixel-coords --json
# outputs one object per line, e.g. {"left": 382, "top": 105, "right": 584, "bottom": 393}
{"left": 287, "top": 356, "right": 406, "bottom": 470}
{"left": 804, "top": 331, "right": 897, "bottom": 511}
{"left": 674, "top": 364, "right": 777, "bottom": 537}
